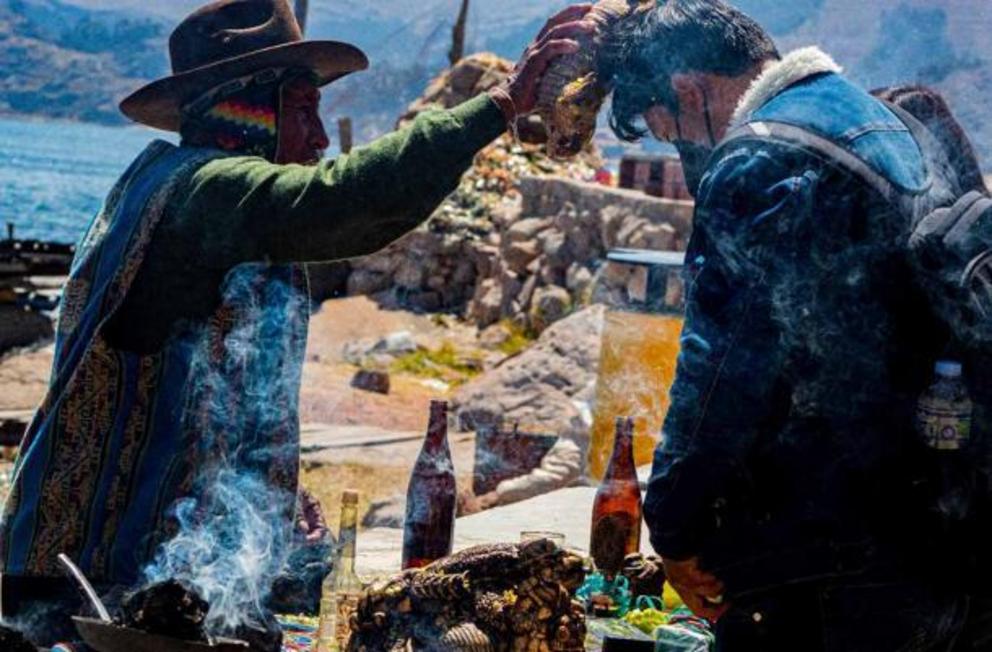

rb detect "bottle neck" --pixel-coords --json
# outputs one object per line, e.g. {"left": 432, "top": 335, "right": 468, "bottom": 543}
{"left": 604, "top": 419, "right": 636, "bottom": 483}
{"left": 422, "top": 401, "right": 450, "bottom": 457}
{"left": 337, "top": 503, "right": 358, "bottom": 574}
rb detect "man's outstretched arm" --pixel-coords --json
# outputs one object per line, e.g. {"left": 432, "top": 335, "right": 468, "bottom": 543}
{"left": 178, "top": 6, "right": 594, "bottom": 267}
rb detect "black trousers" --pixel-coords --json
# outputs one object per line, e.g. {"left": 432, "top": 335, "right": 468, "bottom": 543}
{"left": 715, "top": 579, "right": 968, "bottom": 652}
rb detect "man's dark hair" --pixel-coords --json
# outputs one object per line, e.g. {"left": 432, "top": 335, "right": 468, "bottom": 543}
{"left": 600, "top": 0, "right": 780, "bottom": 141}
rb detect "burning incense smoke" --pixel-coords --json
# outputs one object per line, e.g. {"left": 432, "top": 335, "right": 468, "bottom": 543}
{"left": 143, "top": 263, "right": 308, "bottom": 638}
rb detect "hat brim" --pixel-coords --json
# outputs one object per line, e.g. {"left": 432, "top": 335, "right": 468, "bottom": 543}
{"left": 120, "top": 40, "right": 369, "bottom": 132}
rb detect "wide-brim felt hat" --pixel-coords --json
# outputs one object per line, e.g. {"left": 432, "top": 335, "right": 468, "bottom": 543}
{"left": 120, "top": 0, "right": 369, "bottom": 132}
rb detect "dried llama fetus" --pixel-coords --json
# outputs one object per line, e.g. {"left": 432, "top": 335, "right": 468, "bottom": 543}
{"left": 536, "top": 0, "right": 649, "bottom": 159}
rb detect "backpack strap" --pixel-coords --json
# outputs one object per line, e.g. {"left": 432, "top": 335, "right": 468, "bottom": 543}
{"left": 717, "top": 101, "right": 956, "bottom": 223}
{"left": 720, "top": 120, "right": 903, "bottom": 205}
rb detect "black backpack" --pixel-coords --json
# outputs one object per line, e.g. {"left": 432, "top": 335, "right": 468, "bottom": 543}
{"left": 720, "top": 100, "right": 992, "bottom": 590}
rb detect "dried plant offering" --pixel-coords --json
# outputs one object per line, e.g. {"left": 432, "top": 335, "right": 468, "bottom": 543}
{"left": 590, "top": 417, "right": 643, "bottom": 576}
{"left": 536, "top": 0, "right": 651, "bottom": 159}
{"left": 347, "top": 539, "right": 588, "bottom": 652}
{"left": 317, "top": 490, "right": 364, "bottom": 652}
{"left": 402, "top": 400, "right": 457, "bottom": 569}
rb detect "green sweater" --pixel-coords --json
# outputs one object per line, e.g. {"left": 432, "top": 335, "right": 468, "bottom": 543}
{"left": 106, "top": 94, "right": 506, "bottom": 352}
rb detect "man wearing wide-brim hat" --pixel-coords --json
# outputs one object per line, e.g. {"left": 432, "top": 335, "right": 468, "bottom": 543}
{"left": 0, "top": 0, "right": 593, "bottom": 644}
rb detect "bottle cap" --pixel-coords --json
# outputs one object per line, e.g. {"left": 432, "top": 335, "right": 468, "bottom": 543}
{"left": 342, "top": 490, "right": 359, "bottom": 505}
{"left": 935, "top": 360, "right": 963, "bottom": 378}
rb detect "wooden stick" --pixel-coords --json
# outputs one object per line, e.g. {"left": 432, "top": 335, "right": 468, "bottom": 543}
{"left": 294, "top": 0, "right": 309, "bottom": 34}
{"left": 338, "top": 117, "right": 354, "bottom": 154}
{"left": 449, "top": 0, "right": 470, "bottom": 66}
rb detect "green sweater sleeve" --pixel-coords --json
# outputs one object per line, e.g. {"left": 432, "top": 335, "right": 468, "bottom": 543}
{"left": 180, "top": 93, "right": 506, "bottom": 266}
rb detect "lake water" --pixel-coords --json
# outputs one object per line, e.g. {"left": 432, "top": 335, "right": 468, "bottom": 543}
{"left": 0, "top": 117, "right": 172, "bottom": 244}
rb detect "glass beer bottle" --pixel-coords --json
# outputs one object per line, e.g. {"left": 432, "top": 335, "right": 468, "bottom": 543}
{"left": 590, "top": 416, "right": 643, "bottom": 577}
{"left": 317, "top": 490, "right": 363, "bottom": 652}
{"left": 402, "top": 400, "right": 457, "bottom": 570}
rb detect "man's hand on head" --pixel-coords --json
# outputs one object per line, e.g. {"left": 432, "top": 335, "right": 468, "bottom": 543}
{"left": 662, "top": 556, "right": 731, "bottom": 622}
{"left": 489, "top": 4, "right": 595, "bottom": 124}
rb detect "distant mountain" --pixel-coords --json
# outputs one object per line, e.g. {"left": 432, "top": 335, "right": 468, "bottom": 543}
{"left": 0, "top": 0, "right": 167, "bottom": 123}
{"left": 2, "top": 0, "right": 991, "bottom": 168}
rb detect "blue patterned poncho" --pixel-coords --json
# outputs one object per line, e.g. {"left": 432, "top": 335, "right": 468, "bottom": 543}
{"left": 0, "top": 140, "right": 310, "bottom": 588}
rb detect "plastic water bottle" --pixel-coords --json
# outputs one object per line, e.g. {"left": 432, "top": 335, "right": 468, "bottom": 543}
{"left": 917, "top": 361, "right": 972, "bottom": 451}
{"left": 916, "top": 360, "right": 974, "bottom": 519}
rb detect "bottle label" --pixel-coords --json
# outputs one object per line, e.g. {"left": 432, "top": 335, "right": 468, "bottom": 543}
{"left": 591, "top": 512, "right": 639, "bottom": 575}
{"left": 317, "top": 591, "right": 361, "bottom": 651}
{"left": 917, "top": 402, "right": 972, "bottom": 451}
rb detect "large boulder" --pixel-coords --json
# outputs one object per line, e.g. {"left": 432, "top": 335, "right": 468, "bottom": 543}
{"left": 453, "top": 305, "right": 606, "bottom": 449}
{"left": 0, "top": 306, "right": 53, "bottom": 356}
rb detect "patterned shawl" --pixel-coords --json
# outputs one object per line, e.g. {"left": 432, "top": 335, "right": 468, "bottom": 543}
{"left": 0, "top": 140, "right": 309, "bottom": 587}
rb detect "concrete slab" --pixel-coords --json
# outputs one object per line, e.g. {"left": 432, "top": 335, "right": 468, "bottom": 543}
{"left": 300, "top": 423, "right": 476, "bottom": 474}
{"left": 356, "top": 486, "right": 653, "bottom": 578}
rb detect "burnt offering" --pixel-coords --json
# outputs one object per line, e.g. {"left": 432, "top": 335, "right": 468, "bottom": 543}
{"left": 117, "top": 580, "right": 282, "bottom": 652}
{"left": 348, "top": 539, "right": 587, "bottom": 652}
{"left": 233, "top": 611, "right": 283, "bottom": 652}
{"left": 0, "top": 624, "right": 36, "bottom": 652}
{"left": 119, "top": 580, "right": 210, "bottom": 643}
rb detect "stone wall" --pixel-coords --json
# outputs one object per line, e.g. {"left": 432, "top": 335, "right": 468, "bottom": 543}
{"left": 345, "top": 174, "right": 693, "bottom": 333}
{"left": 463, "top": 176, "right": 692, "bottom": 331}
{"left": 519, "top": 176, "right": 693, "bottom": 234}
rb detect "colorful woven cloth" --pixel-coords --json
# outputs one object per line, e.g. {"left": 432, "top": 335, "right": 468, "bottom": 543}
{"left": 278, "top": 614, "right": 319, "bottom": 652}
{"left": 181, "top": 76, "right": 281, "bottom": 160}
{"left": 0, "top": 138, "right": 310, "bottom": 587}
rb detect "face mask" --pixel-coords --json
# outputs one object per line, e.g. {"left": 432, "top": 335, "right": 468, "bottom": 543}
{"left": 673, "top": 139, "right": 713, "bottom": 198}
{"left": 671, "top": 88, "right": 718, "bottom": 198}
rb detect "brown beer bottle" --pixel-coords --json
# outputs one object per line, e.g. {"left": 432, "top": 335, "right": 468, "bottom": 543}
{"left": 402, "top": 400, "right": 457, "bottom": 569}
{"left": 590, "top": 416, "right": 643, "bottom": 577}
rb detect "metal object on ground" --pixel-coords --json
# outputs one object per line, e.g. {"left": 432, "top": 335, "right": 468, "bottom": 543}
{"left": 57, "top": 554, "right": 112, "bottom": 623}
{"left": 72, "top": 618, "right": 249, "bottom": 652}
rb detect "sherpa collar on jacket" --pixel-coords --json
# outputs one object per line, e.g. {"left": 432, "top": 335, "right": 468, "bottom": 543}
{"left": 730, "top": 46, "right": 843, "bottom": 128}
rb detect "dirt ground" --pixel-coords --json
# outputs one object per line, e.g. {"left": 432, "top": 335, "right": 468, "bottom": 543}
{"left": 0, "top": 296, "right": 490, "bottom": 517}
{"left": 0, "top": 296, "right": 476, "bottom": 416}
{"left": 300, "top": 462, "right": 475, "bottom": 536}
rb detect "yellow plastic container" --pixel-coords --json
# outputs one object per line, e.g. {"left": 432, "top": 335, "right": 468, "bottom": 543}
{"left": 588, "top": 250, "right": 685, "bottom": 481}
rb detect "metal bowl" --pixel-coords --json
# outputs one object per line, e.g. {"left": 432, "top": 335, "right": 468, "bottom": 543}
{"left": 72, "top": 617, "right": 249, "bottom": 652}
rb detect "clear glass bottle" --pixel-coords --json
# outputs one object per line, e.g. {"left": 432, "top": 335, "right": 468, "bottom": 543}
{"left": 316, "top": 490, "right": 363, "bottom": 652}
{"left": 916, "top": 360, "right": 974, "bottom": 520}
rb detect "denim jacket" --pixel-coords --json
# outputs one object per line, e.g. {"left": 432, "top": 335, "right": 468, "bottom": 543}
{"left": 644, "top": 54, "right": 951, "bottom": 593}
